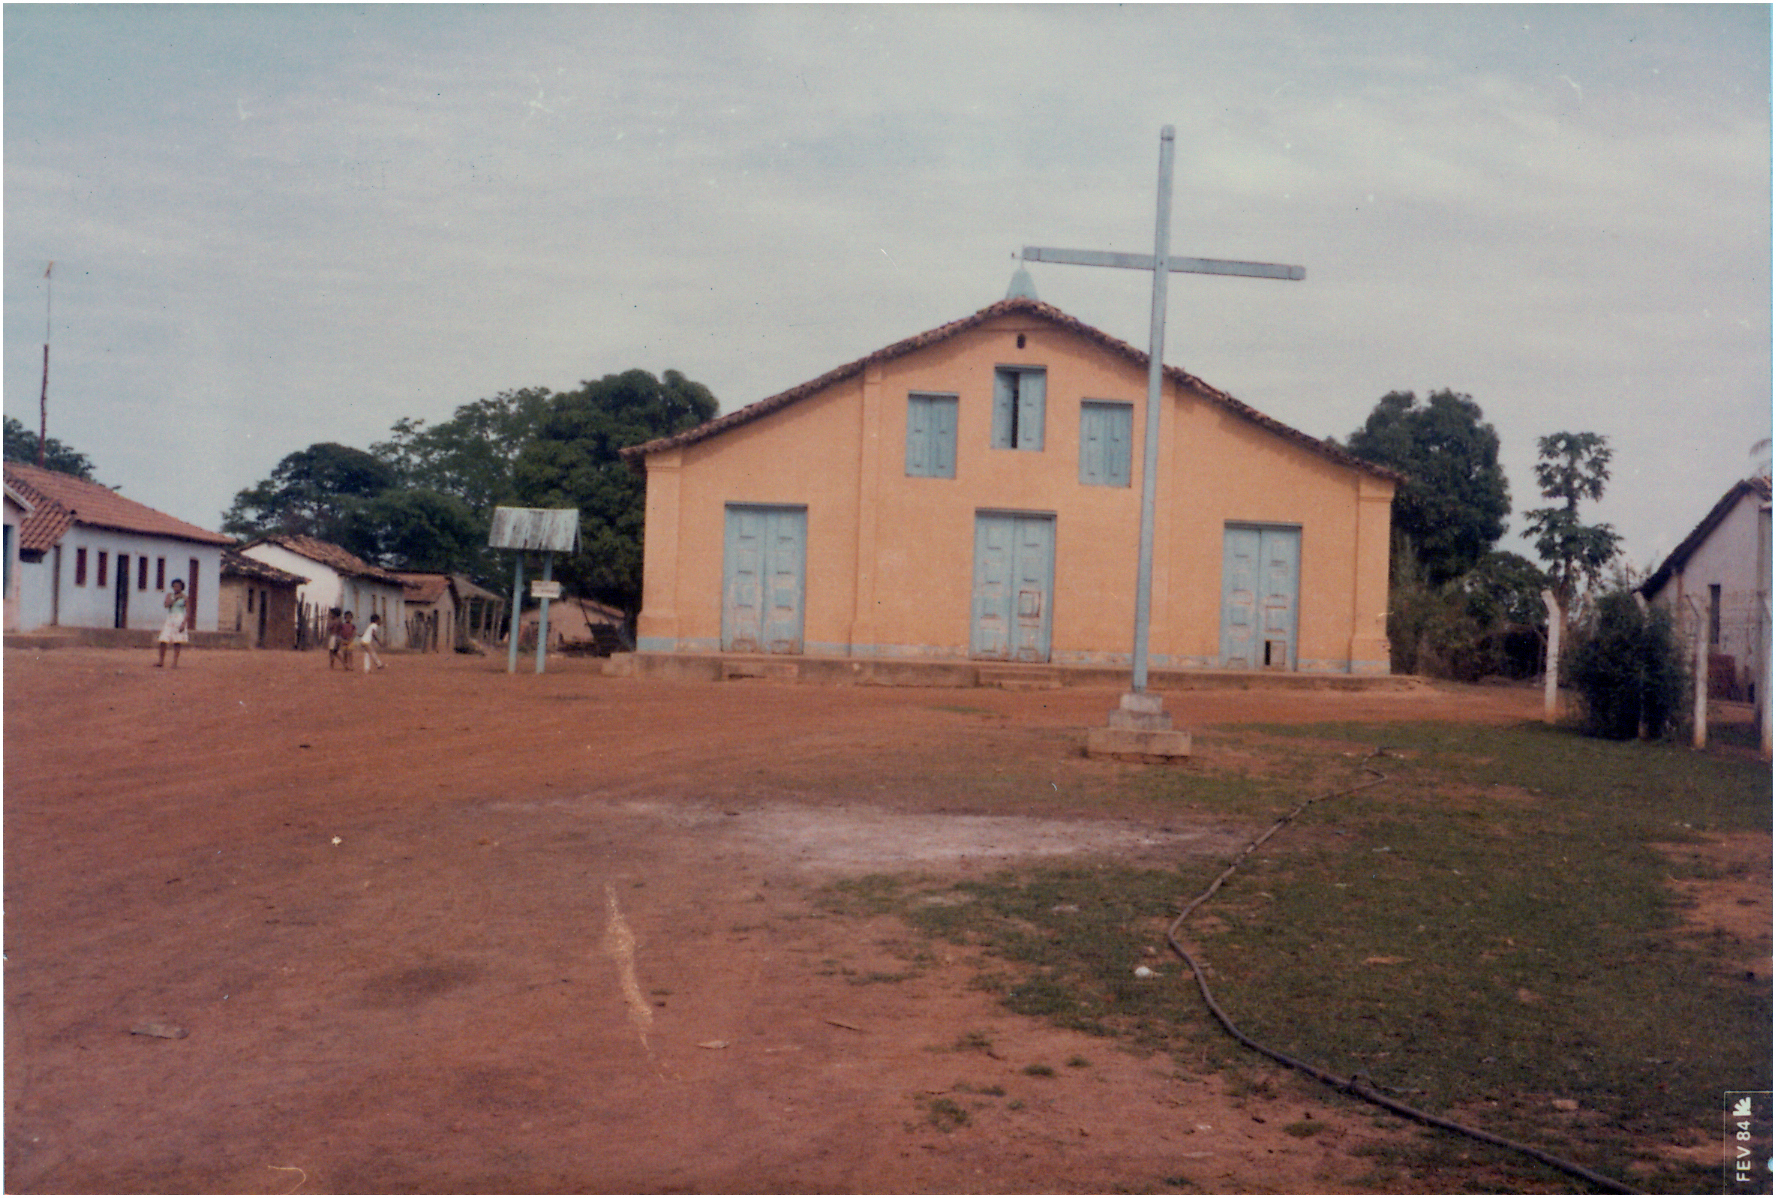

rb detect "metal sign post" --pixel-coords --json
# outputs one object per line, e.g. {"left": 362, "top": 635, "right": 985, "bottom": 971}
{"left": 489, "top": 507, "right": 581, "bottom": 676}
{"left": 533, "top": 553, "right": 555, "bottom": 675}
{"left": 507, "top": 552, "right": 525, "bottom": 675}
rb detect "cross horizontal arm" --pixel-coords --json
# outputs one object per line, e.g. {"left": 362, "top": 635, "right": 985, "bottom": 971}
{"left": 1022, "top": 245, "right": 1305, "bottom": 282}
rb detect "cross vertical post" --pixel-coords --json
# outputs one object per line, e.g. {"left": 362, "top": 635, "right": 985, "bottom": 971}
{"left": 1131, "top": 128, "right": 1175, "bottom": 694}
{"left": 1024, "top": 126, "right": 1304, "bottom": 759}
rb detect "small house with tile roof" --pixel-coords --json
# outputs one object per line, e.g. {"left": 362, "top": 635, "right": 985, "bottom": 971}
{"left": 4, "top": 462, "right": 235, "bottom": 636}
{"left": 1639, "top": 474, "right": 1772, "bottom": 701}
{"left": 220, "top": 548, "right": 308, "bottom": 649}
{"left": 237, "top": 533, "right": 410, "bottom": 649}
{"left": 395, "top": 570, "right": 505, "bottom": 652}
{"left": 619, "top": 294, "right": 1398, "bottom": 675}
{"left": 518, "top": 593, "right": 627, "bottom": 655}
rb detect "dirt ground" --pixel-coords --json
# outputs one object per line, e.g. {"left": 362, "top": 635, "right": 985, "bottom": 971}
{"left": 3, "top": 647, "right": 1766, "bottom": 1194}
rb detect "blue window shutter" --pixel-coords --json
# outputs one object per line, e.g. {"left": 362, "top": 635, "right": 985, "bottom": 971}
{"left": 1018, "top": 370, "right": 1045, "bottom": 451}
{"left": 1080, "top": 401, "right": 1132, "bottom": 486}
{"left": 906, "top": 396, "right": 931, "bottom": 475}
{"left": 992, "top": 371, "right": 1015, "bottom": 448}
{"left": 1080, "top": 404, "right": 1104, "bottom": 484}
{"left": 933, "top": 396, "right": 957, "bottom": 477}
{"left": 907, "top": 393, "right": 958, "bottom": 478}
{"left": 1106, "top": 402, "right": 1131, "bottom": 485}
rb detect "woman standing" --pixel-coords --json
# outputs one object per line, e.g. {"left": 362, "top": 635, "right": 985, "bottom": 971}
{"left": 155, "top": 578, "right": 189, "bottom": 668}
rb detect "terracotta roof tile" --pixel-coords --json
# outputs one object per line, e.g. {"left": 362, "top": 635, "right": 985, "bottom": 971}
{"left": 221, "top": 548, "right": 309, "bottom": 586}
{"left": 4, "top": 462, "right": 232, "bottom": 548}
{"left": 618, "top": 296, "right": 1402, "bottom": 482}
{"left": 6, "top": 467, "right": 75, "bottom": 554}
{"left": 394, "top": 571, "right": 453, "bottom": 605}
{"left": 239, "top": 533, "right": 405, "bottom": 585}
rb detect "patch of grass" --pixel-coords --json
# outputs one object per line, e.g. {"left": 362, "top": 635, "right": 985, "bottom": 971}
{"left": 1283, "top": 1119, "right": 1323, "bottom": 1138}
{"left": 1066, "top": 1055, "right": 1091, "bottom": 1068}
{"left": 818, "top": 873, "right": 907, "bottom": 917}
{"left": 923, "top": 1096, "right": 970, "bottom": 1132}
{"left": 821, "top": 720, "right": 1770, "bottom": 1193}
{"left": 953, "top": 1030, "right": 994, "bottom": 1054}
{"left": 1022, "top": 1063, "right": 1055, "bottom": 1077}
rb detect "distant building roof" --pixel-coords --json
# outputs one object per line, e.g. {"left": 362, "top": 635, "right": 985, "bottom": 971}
{"left": 4, "top": 462, "right": 233, "bottom": 552}
{"left": 618, "top": 295, "right": 1404, "bottom": 483}
{"left": 1639, "top": 474, "right": 1773, "bottom": 597}
{"left": 395, "top": 571, "right": 453, "bottom": 605}
{"left": 395, "top": 570, "right": 504, "bottom": 606}
{"left": 238, "top": 532, "right": 405, "bottom": 585}
{"left": 221, "top": 548, "right": 308, "bottom": 587}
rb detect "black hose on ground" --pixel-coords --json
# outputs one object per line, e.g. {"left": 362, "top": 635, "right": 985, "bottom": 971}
{"left": 1164, "top": 749, "right": 1642, "bottom": 1195}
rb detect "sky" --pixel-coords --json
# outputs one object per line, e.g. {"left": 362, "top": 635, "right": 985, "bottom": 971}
{"left": 5, "top": 4, "right": 1770, "bottom": 574}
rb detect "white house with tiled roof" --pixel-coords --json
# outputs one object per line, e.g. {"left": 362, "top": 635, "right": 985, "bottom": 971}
{"left": 1639, "top": 474, "right": 1772, "bottom": 701}
{"left": 238, "top": 533, "right": 410, "bottom": 648}
{"left": 4, "top": 462, "right": 235, "bottom": 635}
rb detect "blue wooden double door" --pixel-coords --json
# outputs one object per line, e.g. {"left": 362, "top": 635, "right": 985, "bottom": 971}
{"left": 723, "top": 504, "right": 807, "bottom": 654}
{"left": 971, "top": 512, "right": 1055, "bottom": 662}
{"left": 1220, "top": 524, "right": 1300, "bottom": 670}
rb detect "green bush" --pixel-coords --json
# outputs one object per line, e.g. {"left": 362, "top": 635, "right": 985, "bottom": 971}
{"left": 1564, "top": 589, "right": 1690, "bottom": 739}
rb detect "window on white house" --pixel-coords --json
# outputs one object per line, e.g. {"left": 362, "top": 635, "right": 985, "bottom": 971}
{"left": 991, "top": 366, "right": 1046, "bottom": 450}
{"left": 1079, "top": 401, "right": 1133, "bottom": 487}
{"left": 905, "top": 392, "right": 959, "bottom": 478}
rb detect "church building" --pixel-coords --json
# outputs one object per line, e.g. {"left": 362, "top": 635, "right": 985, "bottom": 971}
{"left": 620, "top": 291, "right": 1397, "bottom": 676}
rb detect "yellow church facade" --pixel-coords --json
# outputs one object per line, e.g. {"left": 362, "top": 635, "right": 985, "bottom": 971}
{"left": 621, "top": 296, "right": 1396, "bottom": 675}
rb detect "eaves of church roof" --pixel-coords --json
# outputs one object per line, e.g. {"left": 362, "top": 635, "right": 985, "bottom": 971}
{"left": 619, "top": 296, "right": 1402, "bottom": 484}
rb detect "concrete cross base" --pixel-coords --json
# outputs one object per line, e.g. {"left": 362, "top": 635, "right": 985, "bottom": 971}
{"left": 1107, "top": 690, "right": 1175, "bottom": 731}
{"left": 1085, "top": 724, "right": 1193, "bottom": 762}
{"left": 1087, "top": 692, "right": 1191, "bottom": 760}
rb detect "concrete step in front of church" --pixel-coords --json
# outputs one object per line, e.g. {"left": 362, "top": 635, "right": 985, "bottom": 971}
{"left": 977, "top": 665, "right": 1062, "bottom": 691}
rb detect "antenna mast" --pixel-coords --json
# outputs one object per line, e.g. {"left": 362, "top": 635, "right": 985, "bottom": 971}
{"left": 37, "top": 261, "right": 53, "bottom": 468}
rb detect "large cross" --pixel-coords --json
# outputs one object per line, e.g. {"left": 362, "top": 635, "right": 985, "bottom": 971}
{"left": 1022, "top": 125, "right": 1305, "bottom": 695}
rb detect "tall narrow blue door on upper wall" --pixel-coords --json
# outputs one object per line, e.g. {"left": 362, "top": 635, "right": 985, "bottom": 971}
{"left": 723, "top": 504, "right": 807, "bottom": 654}
{"left": 1220, "top": 525, "right": 1300, "bottom": 670}
{"left": 972, "top": 512, "right": 1054, "bottom": 662}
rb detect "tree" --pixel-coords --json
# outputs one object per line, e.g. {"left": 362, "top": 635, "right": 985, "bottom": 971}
{"left": 221, "top": 442, "right": 398, "bottom": 541}
{"left": 513, "top": 369, "right": 718, "bottom": 614}
{"left": 370, "top": 386, "right": 554, "bottom": 515}
{"left": 337, "top": 488, "right": 485, "bottom": 573}
{"left": 1565, "top": 587, "right": 1688, "bottom": 739}
{"left": 1522, "top": 431, "right": 1622, "bottom": 613}
{"left": 4, "top": 415, "right": 97, "bottom": 480}
{"left": 1343, "top": 390, "right": 1511, "bottom": 585}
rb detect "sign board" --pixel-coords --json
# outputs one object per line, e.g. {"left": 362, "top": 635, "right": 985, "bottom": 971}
{"left": 530, "top": 580, "right": 563, "bottom": 601}
{"left": 489, "top": 507, "right": 580, "bottom": 552}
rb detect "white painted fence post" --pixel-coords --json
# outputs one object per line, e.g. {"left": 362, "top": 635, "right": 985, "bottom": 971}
{"left": 1541, "top": 590, "right": 1562, "bottom": 723}
{"left": 1687, "top": 596, "right": 1707, "bottom": 750}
